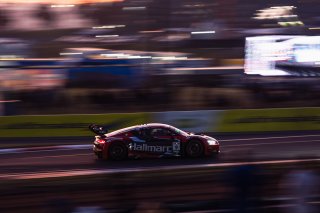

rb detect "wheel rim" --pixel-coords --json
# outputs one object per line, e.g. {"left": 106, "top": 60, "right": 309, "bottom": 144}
{"left": 187, "top": 142, "right": 203, "bottom": 157}
{"left": 110, "top": 145, "right": 126, "bottom": 160}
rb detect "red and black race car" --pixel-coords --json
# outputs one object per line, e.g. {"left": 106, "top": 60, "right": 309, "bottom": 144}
{"left": 90, "top": 123, "right": 220, "bottom": 160}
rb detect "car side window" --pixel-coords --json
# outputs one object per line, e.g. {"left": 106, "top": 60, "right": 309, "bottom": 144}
{"left": 140, "top": 128, "right": 148, "bottom": 139}
{"left": 150, "top": 128, "right": 172, "bottom": 137}
{"left": 131, "top": 128, "right": 147, "bottom": 139}
{"left": 131, "top": 130, "right": 140, "bottom": 137}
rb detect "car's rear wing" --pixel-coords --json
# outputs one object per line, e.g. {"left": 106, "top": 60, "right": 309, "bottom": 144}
{"left": 88, "top": 124, "right": 108, "bottom": 136}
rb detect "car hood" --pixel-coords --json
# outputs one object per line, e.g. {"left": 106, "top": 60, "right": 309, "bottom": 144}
{"left": 188, "top": 134, "right": 217, "bottom": 141}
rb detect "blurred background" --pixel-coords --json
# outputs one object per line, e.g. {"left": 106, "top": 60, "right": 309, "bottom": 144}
{"left": 0, "top": 0, "right": 319, "bottom": 115}
{"left": 0, "top": 1, "right": 320, "bottom": 213}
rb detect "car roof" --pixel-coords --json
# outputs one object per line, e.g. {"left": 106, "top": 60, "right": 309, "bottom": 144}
{"left": 107, "top": 123, "right": 172, "bottom": 135}
{"left": 141, "top": 123, "right": 173, "bottom": 128}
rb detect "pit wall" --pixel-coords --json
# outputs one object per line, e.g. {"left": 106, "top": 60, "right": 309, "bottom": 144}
{"left": 0, "top": 107, "right": 319, "bottom": 137}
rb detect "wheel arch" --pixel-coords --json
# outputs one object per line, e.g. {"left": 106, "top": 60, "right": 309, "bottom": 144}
{"left": 184, "top": 138, "right": 205, "bottom": 157}
{"left": 106, "top": 140, "right": 128, "bottom": 160}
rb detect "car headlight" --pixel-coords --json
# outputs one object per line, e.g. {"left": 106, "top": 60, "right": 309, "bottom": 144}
{"left": 207, "top": 139, "right": 218, "bottom": 145}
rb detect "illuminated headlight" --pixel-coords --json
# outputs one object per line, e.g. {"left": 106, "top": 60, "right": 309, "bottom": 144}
{"left": 207, "top": 139, "right": 218, "bottom": 145}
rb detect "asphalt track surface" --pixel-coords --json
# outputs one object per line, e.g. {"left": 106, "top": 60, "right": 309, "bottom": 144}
{"left": 1, "top": 133, "right": 320, "bottom": 177}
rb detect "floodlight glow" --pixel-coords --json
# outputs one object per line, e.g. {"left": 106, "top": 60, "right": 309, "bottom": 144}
{"left": 191, "top": 31, "right": 215, "bottom": 34}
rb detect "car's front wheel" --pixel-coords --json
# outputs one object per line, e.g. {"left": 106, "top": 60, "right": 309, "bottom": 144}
{"left": 108, "top": 143, "right": 128, "bottom": 160}
{"left": 185, "top": 140, "right": 204, "bottom": 158}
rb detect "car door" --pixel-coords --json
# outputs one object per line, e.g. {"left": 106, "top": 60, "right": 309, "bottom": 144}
{"left": 143, "top": 127, "right": 176, "bottom": 155}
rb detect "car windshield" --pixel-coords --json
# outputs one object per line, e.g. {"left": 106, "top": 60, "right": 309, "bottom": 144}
{"left": 168, "top": 125, "right": 189, "bottom": 136}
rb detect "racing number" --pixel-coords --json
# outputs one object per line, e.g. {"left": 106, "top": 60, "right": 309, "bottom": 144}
{"left": 172, "top": 140, "right": 181, "bottom": 155}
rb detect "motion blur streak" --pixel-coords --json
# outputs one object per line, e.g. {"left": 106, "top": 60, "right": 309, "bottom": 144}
{"left": 1, "top": 158, "right": 320, "bottom": 180}
{"left": 0, "top": 0, "right": 122, "bottom": 3}
{"left": 0, "top": 0, "right": 319, "bottom": 212}
{"left": 220, "top": 134, "right": 320, "bottom": 142}
{"left": 0, "top": 153, "right": 91, "bottom": 160}
{"left": 0, "top": 145, "right": 91, "bottom": 155}
{"left": 223, "top": 139, "right": 320, "bottom": 147}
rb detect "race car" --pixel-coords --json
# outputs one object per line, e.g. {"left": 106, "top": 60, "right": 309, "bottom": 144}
{"left": 89, "top": 123, "right": 220, "bottom": 160}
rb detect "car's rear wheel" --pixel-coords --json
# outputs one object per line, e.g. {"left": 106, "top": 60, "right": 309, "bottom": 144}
{"left": 108, "top": 143, "right": 128, "bottom": 160}
{"left": 185, "top": 140, "right": 204, "bottom": 158}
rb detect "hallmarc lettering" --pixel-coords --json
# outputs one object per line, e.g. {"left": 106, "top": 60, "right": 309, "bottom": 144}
{"left": 132, "top": 143, "right": 172, "bottom": 153}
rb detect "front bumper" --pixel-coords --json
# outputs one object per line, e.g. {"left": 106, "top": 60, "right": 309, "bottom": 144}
{"left": 207, "top": 145, "right": 220, "bottom": 155}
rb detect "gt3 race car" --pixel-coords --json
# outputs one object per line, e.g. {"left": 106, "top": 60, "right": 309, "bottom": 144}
{"left": 89, "top": 123, "right": 220, "bottom": 160}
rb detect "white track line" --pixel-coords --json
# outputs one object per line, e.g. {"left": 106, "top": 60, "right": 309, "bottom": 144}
{"left": 1, "top": 135, "right": 320, "bottom": 155}
{"left": 2, "top": 158, "right": 320, "bottom": 180}
{"left": 0, "top": 145, "right": 91, "bottom": 155}
{"left": 220, "top": 134, "right": 320, "bottom": 142}
{"left": 223, "top": 139, "right": 320, "bottom": 147}
{"left": 0, "top": 154, "right": 91, "bottom": 163}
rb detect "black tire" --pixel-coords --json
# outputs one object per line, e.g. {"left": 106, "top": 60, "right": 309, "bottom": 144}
{"left": 185, "top": 140, "right": 204, "bottom": 158}
{"left": 108, "top": 143, "right": 128, "bottom": 160}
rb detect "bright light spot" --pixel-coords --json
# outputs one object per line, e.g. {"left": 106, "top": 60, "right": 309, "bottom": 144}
{"left": 126, "top": 55, "right": 152, "bottom": 59}
{"left": 309, "top": 27, "right": 320, "bottom": 30}
{"left": 295, "top": 49, "right": 320, "bottom": 63}
{"left": 51, "top": 4, "right": 75, "bottom": 8}
{"left": 278, "top": 21, "right": 304, "bottom": 26}
{"left": 191, "top": 31, "right": 215, "bottom": 35}
{"left": 92, "top": 25, "right": 125, "bottom": 29}
{"left": 122, "top": 6, "right": 146, "bottom": 10}
{"left": 254, "top": 15, "right": 298, "bottom": 20}
{"left": 253, "top": 6, "right": 298, "bottom": 20}
{"left": 100, "top": 53, "right": 151, "bottom": 59}
{"left": 60, "top": 52, "right": 83, "bottom": 55}
{"left": 270, "top": 6, "right": 296, "bottom": 9}
{"left": 95, "top": 35, "right": 119, "bottom": 38}
{"left": 152, "top": 56, "right": 188, "bottom": 60}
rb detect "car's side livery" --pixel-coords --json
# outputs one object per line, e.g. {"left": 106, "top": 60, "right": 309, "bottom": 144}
{"left": 90, "top": 123, "right": 220, "bottom": 160}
